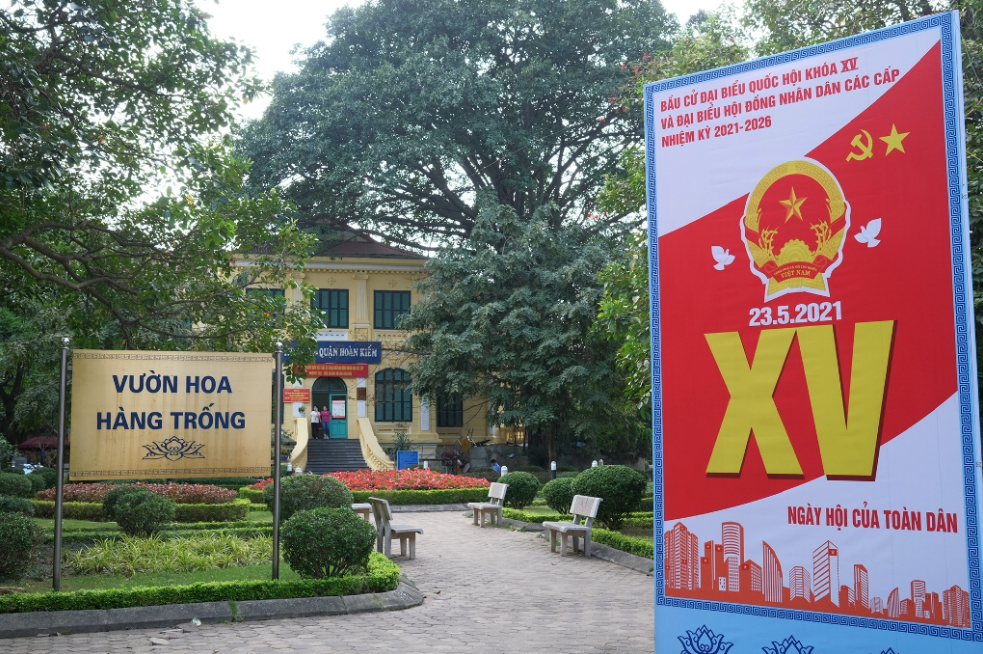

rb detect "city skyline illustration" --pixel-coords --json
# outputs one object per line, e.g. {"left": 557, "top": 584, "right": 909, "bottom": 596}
{"left": 665, "top": 520, "right": 971, "bottom": 628}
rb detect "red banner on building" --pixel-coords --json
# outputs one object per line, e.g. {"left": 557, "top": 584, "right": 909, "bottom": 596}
{"left": 299, "top": 363, "right": 369, "bottom": 378}
{"left": 283, "top": 388, "right": 311, "bottom": 403}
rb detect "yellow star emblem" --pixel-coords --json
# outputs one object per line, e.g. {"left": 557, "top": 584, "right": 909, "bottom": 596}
{"left": 779, "top": 187, "right": 807, "bottom": 221}
{"left": 880, "top": 124, "right": 909, "bottom": 155}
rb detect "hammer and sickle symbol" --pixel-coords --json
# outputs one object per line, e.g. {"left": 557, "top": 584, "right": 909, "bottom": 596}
{"left": 846, "top": 130, "right": 873, "bottom": 161}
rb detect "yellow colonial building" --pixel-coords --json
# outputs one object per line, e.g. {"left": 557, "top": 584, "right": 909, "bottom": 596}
{"left": 238, "top": 234, "right": 494, "bottom": 473}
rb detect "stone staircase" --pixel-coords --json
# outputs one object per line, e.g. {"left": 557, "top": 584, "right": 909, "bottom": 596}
{"left": 305, "top": 439, "right": 370, "bottom": 474}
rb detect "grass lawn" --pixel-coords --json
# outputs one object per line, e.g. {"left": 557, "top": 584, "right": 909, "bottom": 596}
{"left": 16, "top": 562, "right": 300, "bottom": 594}
{"left": 34, "top": 508, "right": 276, "bottom": 533}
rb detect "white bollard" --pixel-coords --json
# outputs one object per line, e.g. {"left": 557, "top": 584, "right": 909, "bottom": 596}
{"left": 592, "top": 460, "right": 598, "bottom": 467}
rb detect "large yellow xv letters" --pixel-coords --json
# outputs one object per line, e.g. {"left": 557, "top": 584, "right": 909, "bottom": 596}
{"left": 704, "top": 321, "right": 894, "bottom": 477}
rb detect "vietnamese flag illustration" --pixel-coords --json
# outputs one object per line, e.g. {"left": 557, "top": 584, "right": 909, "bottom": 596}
{"left": 660, "top": 41, "right": 956, "bottom": 521}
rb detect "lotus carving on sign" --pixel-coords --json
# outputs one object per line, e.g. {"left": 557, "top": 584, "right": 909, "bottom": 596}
{"left": 142, "top": 436, "right": 205, "bottom": 461}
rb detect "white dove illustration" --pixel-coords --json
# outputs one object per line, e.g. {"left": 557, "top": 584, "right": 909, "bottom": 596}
{"left": 855, "top": 218, "right": 881, "bottom": 247}
{"left": 711, "top": 245, "right": 735, "bottom": 270}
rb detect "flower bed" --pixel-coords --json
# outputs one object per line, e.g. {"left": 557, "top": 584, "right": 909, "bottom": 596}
{"left": 248, "top": 469, "right": 490, "bottom": 492}
{"left": 31, "top": 499, "right": 251, "bottom": 523}
{"left": 36, "top": 483, "right": 238, "bottom": 504}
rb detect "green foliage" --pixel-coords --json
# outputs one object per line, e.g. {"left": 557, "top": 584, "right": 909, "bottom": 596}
{"left": 518, "top": 465, "right": 546, "bottom": 474}
{"left": 557, "top": 471, "right": 580, "bottom": 479}
{"left": 239, "top": 487, "right": 266, "bottom": 504}
{"left": 0, "top": 0, "right": 323, "bottom": 438}
{"left": 1, "top": 466, "right": 23, "bottom": 475}
{"left": 571, "top": 465, "right": 647, "bottom": 528}
{"left": 31, "top": 500, "right": 108, "bottom": 521}
{"left": 541, "top": 477, "right": 577, "bottom": 514}
{"left": 0, "top": 552, "right": 399, "bottom": 613}
{"left": 240, "top": 0, "right": 674, "bottom": 249}
{"left": 0, "top": 495, "right": 34, "bottom": 516}
{"left": 281, "top": 507, "right": 377, "bottom": 579}
{"left": 264, "top": 474, "right": 353, "bottom": 521}
{"left": 27, "top": 473, "right": 47, "bottom": 493}
{"left": 591, "top": 528, "right": 654, "bottom": 559}
{"left": 113, "top": 491, "right": 177, "bottom": 537}
{"left": 102, "top": 485, "right": 147, "bottom": 520}
{"left": 0, "top": 511, "right": 44, "bottom": 581}
{"left": 70, "top": 533, "right": 273, "bottom": 577}
{"left": 0, "top": 472, "right": 32, "bottom": 498}
{"left": 498, "top": 472, "right": 541, "bottom": 509}
{"left": 402, "top": 211, "right": 626, "bottom": 461}
{"left": 0, "top": 436, "right": 14, "bottom": 468}
{"left": 30, "top": 467, "right": 58, "bottom": 489}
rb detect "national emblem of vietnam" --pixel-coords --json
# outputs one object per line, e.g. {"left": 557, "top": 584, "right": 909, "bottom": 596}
{"left": 742, "top": 159, "right": 850, "bottom": 301}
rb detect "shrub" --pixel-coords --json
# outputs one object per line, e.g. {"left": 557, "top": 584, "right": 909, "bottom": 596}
{"left": 498, "top": 471, "right": 540, "bottom": 509}
{"left": 30, "top": 467, "right": 59, "bottom": 489}
{"left": 0, "top": 511, "right": 44, "bottom": 581}
{"left": 175, "top": 499, "right": 249, "bottom": 523}
{"left": 1, "top": 466, "right": 23, "bottom": 475}
{"left": 113, "top": 490, "right": 176, "bottom": 536}
{"left": 0, "top": 495, "right": 35, "bottom": 516}
{"left": 557, "top": 471, "right": 579, "bottom": 479}
{"left": 27, "top": 474, "right": 48, "bottom": 493}
{"left": 518, "top": 465, "right": 546, "bottom": 473}
{"left": 591, "top": 528, "right": 654, "bottom": 559}
{"left": 465, "top": 470, "right": 499, "bottom": 483}
{"left": 265, "top": 474, "right": 353, "bottom": 521}
{"left": 571, "top": 465, "right": 647, "bottom": 528}
{"left": 557, "top": 464, "right": 579, "bottom": 473}
{"left": 238, "top": 487, "right": 265, "bottom": 504}
{"left": 281, "top": 507, "right": 376, "bottom": 579}
{"left": 349, "top": 488, "right": 489, "bottom": 505}
{"left": 541, "top": 477, "right": 576, "bottom": 513}
{"left": 0, "top": 472, "right": 33, "bottom": 498}
{"left": 31, "top": 500, "right": 109, "bottom": 521}
{"left": 102, "top": 484, "right": 145, "bottom": 519}
{"left": 471, "top": 466, "right": 493, "bottom": 473}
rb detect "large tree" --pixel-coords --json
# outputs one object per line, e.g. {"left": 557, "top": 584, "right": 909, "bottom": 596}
{"left": 0, "top": 1, "right": 322, "bottom": 438}
{"left": 401, "top": 204, "right": 635, "bottom": 461}
{"left": 239, "top": 0, "right": 674, "bottom": 250}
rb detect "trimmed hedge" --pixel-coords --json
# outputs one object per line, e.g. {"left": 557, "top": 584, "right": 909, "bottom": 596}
{"left": 350, "top": 488, "right": 488, "bottom": 505}
{"left": 571, "top": 465, "right": 647, "bottom": 528}
{"left": 0, "top": 552, "right": 400, "bottom": 613}
{"left": 49, "top": 525, "right": 276, "bottom": 544}
{"left": 591, "top": 529, "right": 654, "bottom": 559}
{"left": 30, "top": 499, "right": 251, "bottom": 523}
{"left": 239, "top": 487, "right": 265, "bottom": 504}
{"left": 502, "top": 508, "right": 653, "bottom": 525}
{"left": 0, "top": 472, "right": 33, "bottom": 498}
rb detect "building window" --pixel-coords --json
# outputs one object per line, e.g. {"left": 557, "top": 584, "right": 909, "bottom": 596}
{"left": 374, "top": 290, "right": 411, "bottom": 329}
{"left": 313, "top": 289, "right": 349, "bottom": 328}
{"left": 436, "top": 394, "right": 464, "bottom": 427}
{"left": 375, "top": 368, "right": 412, "bottom": 422}
{"left": 246, "top": 288, "right": 285, "bottom": 299}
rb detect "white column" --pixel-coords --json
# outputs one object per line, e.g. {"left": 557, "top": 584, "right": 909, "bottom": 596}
{"left": 357, "top": 377, "right": 367, "bottom": 418}
{"left": 420, "top": 398, "right": 430, "bottom": 432}
{"left": 354, "top": 274, "right": 368, "bottom": 320}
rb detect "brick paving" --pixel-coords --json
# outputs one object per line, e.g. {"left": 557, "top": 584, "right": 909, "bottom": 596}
{"left": 2, "top": 511, "right": 655, "bottom": 654}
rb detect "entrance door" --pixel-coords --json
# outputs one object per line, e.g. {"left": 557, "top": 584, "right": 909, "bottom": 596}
{"left": 312, "top": 377, "right": 348, "bottom": 438}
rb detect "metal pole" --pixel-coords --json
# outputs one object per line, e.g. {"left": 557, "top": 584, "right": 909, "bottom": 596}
{"left": 53, "top": 337, "right": 69, "bottom": 592}
{"left": 272, "top": 342, "right": 283, "bottom": 580}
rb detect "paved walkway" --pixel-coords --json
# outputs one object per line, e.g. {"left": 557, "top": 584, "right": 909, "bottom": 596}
{"left": 3, "top": 511, "right": 655, "bottom": 654}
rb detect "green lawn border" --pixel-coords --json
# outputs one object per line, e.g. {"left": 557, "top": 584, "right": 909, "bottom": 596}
{"left": 0, "top": 552, "right": 399, "bottom": 613}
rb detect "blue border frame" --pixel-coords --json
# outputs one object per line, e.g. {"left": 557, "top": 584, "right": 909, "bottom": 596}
{"left": 645, "top": 11, "right": 982, "bottom": 641}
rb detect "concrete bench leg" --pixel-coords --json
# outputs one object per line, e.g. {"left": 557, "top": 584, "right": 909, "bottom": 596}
{"left": 584, "top": 534, "right": 592, "bottom": 558}
{"left": 384, "top": 533, "right": 393, "bottom": 557}
{"left": 572, "top": 535, "right": 580, "bottom": 555}
{"left": 560, "top": 533, "right": 568, "bottom": 557}
{"left": 408, "top": 535, "right": 416, "bottom": 560}
{"left": 480, "top": 510, "right": 487, "bottom": 528}
{"left": 473, "top": 511, "right": 480, "bottom": 526}
{"left": 549, "top": 529, "right": 558, "bottom": 553}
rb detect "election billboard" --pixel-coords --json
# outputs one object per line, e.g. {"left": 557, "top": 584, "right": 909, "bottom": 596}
{"left": 70, "top": 351, "right": 273, "bottom": 480}
{"left": 645, "top": 12, "right": 981, "bottom": 653}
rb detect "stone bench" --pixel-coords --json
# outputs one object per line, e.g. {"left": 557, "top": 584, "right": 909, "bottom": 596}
{"left": 352, "top": 503, "right": 373, "bottom": 521}
{"left": 467, "top": 482, "right": 508, "bottom": 527}
{"left": 542, "top": 495, "right": 602, "bottom": 558}
{"left": 368, "top": 497, "right": 424, "bottom": 560}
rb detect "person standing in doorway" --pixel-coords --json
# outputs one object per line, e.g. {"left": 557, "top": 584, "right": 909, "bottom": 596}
{"left": 310, "top": 405, "right": 321, "bottom": 439}
{"left": 321, "top": 405, "right": 332, "bottom": 438}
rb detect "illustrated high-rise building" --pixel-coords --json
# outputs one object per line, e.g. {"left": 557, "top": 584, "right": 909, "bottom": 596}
{"left": 911, "top": 580, "right": 926, "bottom": 618}
{"left": 854, "top": 564, "right": 869, "bottom": 612}
{"left": 741, "top": 559, "right": 762, "bottom": 595}
{"left": 665, "top": 522, "right": 700, "bottom": 591}
{"left": 715, "top": 543, "right": 728, "bottom": 592}
{"left": 762, "top": 542, "right": 783, "bottom": 604}
{"left": 925, "top": 592, "right": 942, "bottom": 622}
{"left": 872, "top": 596, "right": 884, "bottom": 615}
{"left": 788, "top": 565, "right": 811, "bottom": 602}
{"left": 943, "top": 585, "right": 971, "bottom": 628}
{"left": 887, "top": 587, "right": 900, "bottom": 618}
{"left": 701, "top": 541, "right": 715, "bottom": 592}
{"left": 901, "top": 598, "right": 914, "bottom": 617}
{"left": 721, "top": 522, "right": 744, "bottom": 593}
{"left": 840, "top": 585, "right": 854, "bottom": 610}
{"left": 813, "top": 541, "right": 840, "bottom": 606}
